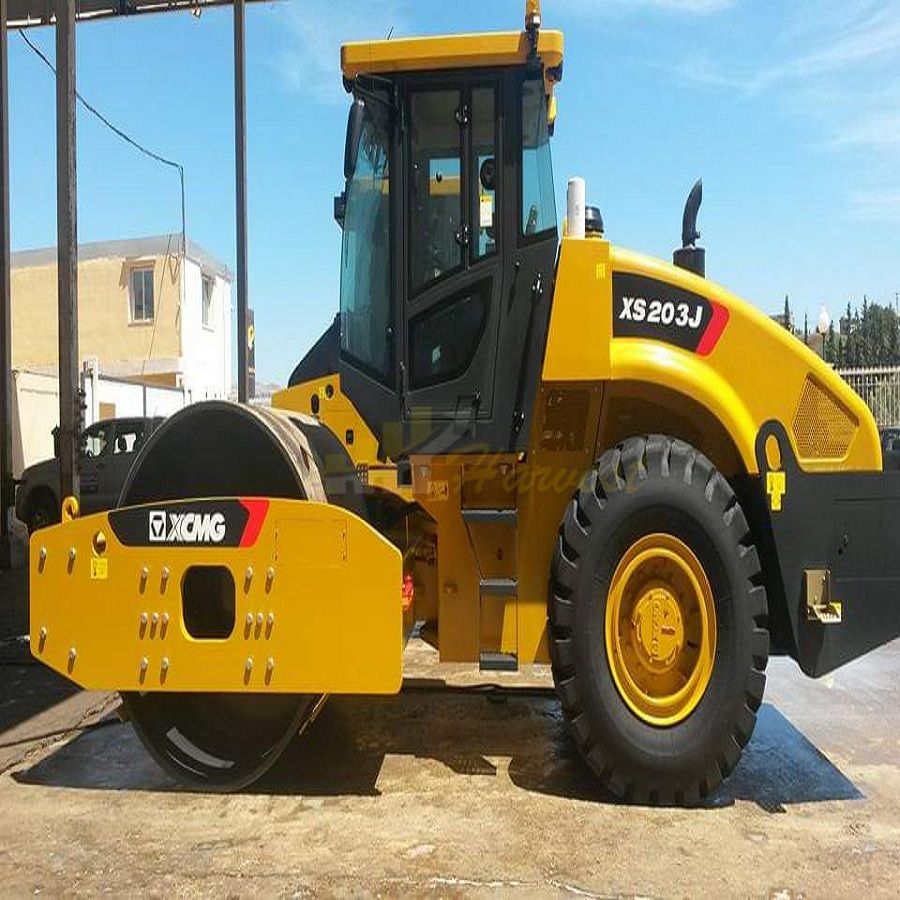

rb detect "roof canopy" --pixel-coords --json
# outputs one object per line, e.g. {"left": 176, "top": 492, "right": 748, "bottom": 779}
{"left": 341, "top": 29, "right": 564, "bottom": 84}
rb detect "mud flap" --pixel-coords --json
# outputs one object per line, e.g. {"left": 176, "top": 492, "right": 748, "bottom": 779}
{"left": 756, "top": 421, "right": 900, "bottom": 677}
{"left": 30, "top": 497, "right": 404, "bottom": 694}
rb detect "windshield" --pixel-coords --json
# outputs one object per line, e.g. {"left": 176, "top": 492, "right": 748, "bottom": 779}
{"left": 339, "top": 98, "right": 392, "bottom": 383}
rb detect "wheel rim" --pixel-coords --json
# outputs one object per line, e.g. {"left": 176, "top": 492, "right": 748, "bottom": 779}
{"left": 605, "top": 533, "right": 717, "bottom": 726}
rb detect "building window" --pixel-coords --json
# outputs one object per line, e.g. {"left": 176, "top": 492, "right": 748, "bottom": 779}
{"left": 129, "top": 267, "right": 154, "bottom": 322}
{"left": 202, "top": 275, "right": 214, "bottom": 328}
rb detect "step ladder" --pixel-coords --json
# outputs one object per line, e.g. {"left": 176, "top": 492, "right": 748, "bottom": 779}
{"left": 461, "top": 506, "right": 519, "bottom": 672}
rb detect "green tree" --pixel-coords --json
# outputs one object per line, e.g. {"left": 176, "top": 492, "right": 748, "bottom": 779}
{"left": 826, "top": 319, "right": 836, "bottom": 364}
{"left": 783, "top": 294, "right": 792, "bottom": 331}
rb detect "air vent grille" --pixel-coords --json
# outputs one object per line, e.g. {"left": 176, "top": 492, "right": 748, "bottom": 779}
{"left": 792, "top": 376, "right": 857, "bottom": 460}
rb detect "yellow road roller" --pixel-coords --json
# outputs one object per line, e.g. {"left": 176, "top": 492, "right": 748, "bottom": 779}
{"left": 30, "top": 2, "right": 900, "bottom": 803}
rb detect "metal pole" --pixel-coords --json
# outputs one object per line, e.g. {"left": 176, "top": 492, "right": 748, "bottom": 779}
{"left": 234, "top": 0, "right": 248, "bottom": 403}
{"left": 57, "top": 0, "right": 80, "bottom": 501}
{"left": 0, "top": 0, "right": 13, "bottom": 569}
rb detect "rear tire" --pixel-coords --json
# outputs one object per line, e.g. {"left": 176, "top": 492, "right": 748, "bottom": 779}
{"left": 548, "top": 435, "right": 769, "bottom": 804}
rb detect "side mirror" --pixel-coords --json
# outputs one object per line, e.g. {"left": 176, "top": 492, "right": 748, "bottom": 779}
{"left": 344, "top": 99, "right": 365, "bottom": 181}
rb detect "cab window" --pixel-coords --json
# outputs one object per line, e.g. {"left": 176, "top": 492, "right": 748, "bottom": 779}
{"left": 521, "top": 78, "right": 557, "bottom": 237}
{"left": 408, "top": 89, "right": 464, "bottom": 293}
{"left": 339, "top": 99, "right": 392, "bottom": 382}
{"left": 409, "top": 287, "right": 489, "bottom": 388}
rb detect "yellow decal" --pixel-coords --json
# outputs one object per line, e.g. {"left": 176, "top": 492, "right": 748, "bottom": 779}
{"left": 766, "top": 470, "right": 786, "bottom": 512}
{"left": 427, "top": 480, "right": 450, "bottom": 502}
{"left": 90, "top": 558, "right": 108, "bottom": 580}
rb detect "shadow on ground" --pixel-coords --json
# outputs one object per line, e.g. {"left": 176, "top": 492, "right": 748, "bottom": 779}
{"left": 13, "top": 683, "right": 861, "bottom": 810}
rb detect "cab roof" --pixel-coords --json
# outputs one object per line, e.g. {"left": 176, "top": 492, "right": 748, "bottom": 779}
{"left": 341, "top": 29, "right": 564, "bottom": 82}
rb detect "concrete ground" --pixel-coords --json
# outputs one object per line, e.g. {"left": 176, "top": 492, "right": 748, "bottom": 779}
{"left": 1, "top": 551, "right": 899, "bottom": 896}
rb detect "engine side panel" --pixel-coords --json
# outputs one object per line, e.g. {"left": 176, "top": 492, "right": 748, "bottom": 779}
{"left": 543, "top": 238, "right": 882, "bottom": 475}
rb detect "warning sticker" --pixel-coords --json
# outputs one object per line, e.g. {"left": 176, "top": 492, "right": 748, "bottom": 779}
{"left": 90, "top": 558, "right": 109, "bottom": 580}
{"left": 480, "top": 194, "right": 494, "bottom": 228}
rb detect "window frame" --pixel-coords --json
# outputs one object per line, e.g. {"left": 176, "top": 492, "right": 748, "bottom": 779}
{"left": 128, "top": 265, "right": 155, "bottom": 324}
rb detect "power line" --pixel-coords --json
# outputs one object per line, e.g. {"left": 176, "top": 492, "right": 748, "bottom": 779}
{"left": 19, "top": 30, "right": 186, "bottom": 252}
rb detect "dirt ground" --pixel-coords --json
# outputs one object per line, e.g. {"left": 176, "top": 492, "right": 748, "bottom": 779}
{"left": 1, "top": 617, "right": 899, "bottom": 898}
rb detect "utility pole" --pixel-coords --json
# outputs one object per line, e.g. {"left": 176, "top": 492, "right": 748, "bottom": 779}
{"left": 56, "top": 0, "right": 80, "bottom": 502}
{"left": 234, "top": 0, "right": 249, "bottom": 403}
{"left": 0, "top": 0, "right": 13, "bottom": 569}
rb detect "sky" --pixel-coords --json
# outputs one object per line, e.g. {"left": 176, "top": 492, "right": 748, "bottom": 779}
{"left": 9, "top": 0, "right": 900, "bottom": 385}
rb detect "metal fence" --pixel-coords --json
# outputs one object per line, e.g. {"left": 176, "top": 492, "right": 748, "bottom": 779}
{"left": 837, "top": 366, "right": 900, "bottom": 429}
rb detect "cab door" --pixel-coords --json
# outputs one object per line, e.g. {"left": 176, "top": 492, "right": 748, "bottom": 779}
{"left": 401, "top": 79, "right": 503, "bottom": 450}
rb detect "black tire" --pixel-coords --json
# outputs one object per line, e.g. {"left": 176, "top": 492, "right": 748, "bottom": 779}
{"left": 25, "top": 490, "right": 59, "bottom": 534}
{"left": 548, "top": 435, "right": 769, "bottom": 805}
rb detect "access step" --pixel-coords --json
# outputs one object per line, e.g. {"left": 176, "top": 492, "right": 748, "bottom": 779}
{"left": 461, "top": 508, "right": 517, "bottom": 525}
{"left": 479, "top": 577, "right": 517, "bottom": 596}
{"left": 479, "top": 651, "right": 518, "bottom": 672}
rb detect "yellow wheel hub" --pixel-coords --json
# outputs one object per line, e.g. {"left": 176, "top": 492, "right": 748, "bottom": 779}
{"left": 605, "top": 534, "right": 716, "bottom": 726}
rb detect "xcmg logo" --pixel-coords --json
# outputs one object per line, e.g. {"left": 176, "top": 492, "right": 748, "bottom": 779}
{"left": 148, "top": 509, "right": 227, "bottom": 544}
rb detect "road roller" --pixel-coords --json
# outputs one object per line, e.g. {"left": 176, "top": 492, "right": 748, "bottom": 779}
{"left": 29, "top": 1, "right": 900, "bottom": 803}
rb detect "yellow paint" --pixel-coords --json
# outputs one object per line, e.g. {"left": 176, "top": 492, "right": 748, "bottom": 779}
{"left": 30, "top": 499, "right": 404, "bottom": 694}
{"left": 341, "top": 29, "right": 564, "bottom": 94}
{"left": 543, "top": 237, "right": 883, "bottom": 475}
{"left": 767, "top": 470, "right": 786, "bottom": 512}
{"left": 604, "top": 533, "right": 717, "bottom": 726}
{"left": 427, "top": 480, "right": 450, "bottom": 502}
{"left": 275, "top": 376, "right": 379, "bottom": 463}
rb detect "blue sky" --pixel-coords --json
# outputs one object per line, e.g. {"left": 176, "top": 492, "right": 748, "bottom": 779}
{"left": 9, "top": 0, "right": 900, "bottom": 384}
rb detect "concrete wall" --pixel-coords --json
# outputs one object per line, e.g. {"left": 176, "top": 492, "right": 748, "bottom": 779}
{"left": 10, "top": 371, "right": 59, "bottom": 478}
{"left": 179, "top": 258, "right": 232, "bottom": 401}
{"left": 11, "top": 251, "right": 181, "bottom": 371}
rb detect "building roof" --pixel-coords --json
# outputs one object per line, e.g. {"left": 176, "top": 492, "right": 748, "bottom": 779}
{"left": 341, "top": 29, "right": 564, "bottom": 81}
{"left": 11, "top": 234, "right": 232, "bottom": 281}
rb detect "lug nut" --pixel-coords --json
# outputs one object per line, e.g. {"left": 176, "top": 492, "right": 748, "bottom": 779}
{"left": 39, "top": 626, "right": 48, "bottom": 641}
{"left": 38, "top": 547, "right": 47, "bottom": 572}
{"left": 266, "top": 567, "right": 276, "bottom": 590}
{"left": 151, "top": 612, "right": 159, "bottom": 626}
{"left": 68, "top": 647, "right": 77, "bottom": 668}
{"left": 160, "top": 567, "right": 170, "bottom": 592}
{"left": 140, "top": 566, "right": 149, "bottom": 591}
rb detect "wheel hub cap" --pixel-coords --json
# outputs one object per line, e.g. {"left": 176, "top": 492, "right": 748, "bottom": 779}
{"left": 605, "top": 533, "right": 717, "bottom": 727}
{"left": 631, "top": 585, "right": 684, "bottom": 672}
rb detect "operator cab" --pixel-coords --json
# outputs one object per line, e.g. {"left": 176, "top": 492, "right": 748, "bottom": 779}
{"left": 333, "top": 9, "right": 564, "bottom": 457}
